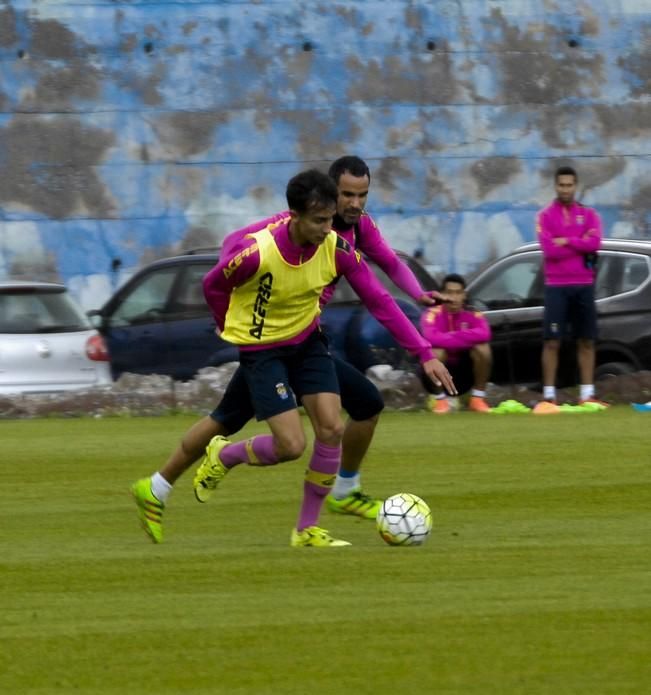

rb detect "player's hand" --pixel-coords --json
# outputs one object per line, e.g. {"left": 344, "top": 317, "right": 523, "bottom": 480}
{"left": 417, "top": 290, "right": 445, "bottom": 306}
{"left": 553, "top": 237, "right": 568, "bottom": 246}
{"left": 422, "top": 357, "right": 457, "bottom": 395}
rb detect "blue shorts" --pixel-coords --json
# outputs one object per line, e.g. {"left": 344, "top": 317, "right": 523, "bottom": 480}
{"left": 543, "top": 285, "right": 598, "bottom": 340}
{"left": 210, "top": 353, "right": 383, "bottom": 433}
{"left": 238, "top": 330, "right": 339, "bottom": 422}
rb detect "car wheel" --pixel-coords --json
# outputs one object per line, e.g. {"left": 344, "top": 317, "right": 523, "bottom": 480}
{"left": 594, "top": 361, "right": 635, "bottom": 381}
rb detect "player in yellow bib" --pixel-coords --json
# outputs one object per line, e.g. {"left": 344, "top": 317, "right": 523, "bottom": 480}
{"left": 180, "top": 170, "right": 454, "bottom": 547}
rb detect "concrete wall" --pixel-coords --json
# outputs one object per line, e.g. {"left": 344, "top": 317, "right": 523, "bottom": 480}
{"left": 1, "top": 0, "right": 650, "bottom": 308}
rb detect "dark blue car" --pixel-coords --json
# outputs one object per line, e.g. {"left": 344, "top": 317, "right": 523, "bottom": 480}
{"left": 91, "top": 249, "right": 437, "bottom": 381}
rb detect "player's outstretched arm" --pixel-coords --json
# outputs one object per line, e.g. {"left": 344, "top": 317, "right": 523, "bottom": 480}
{"left": 340, "top": 251, "right": 456, "bottom": 393}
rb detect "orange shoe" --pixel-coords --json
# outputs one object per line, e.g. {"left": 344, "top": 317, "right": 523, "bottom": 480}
{"left": 579, "top": 397, "right": 609, "bottom": 408}
{"left": 429, "top": 397, "right": 450, "bottom": 414}
{"left": 468, "top": 396, "right": 491, "bottom": 413}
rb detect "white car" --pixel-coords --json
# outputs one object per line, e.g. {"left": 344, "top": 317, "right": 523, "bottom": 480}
{"left": 0, "top": 281, "right": 113, "bottom": 394}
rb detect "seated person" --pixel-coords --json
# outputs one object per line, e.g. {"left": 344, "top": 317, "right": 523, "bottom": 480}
{"left": 419, "top": 273, "right": 492, "bottom": 413}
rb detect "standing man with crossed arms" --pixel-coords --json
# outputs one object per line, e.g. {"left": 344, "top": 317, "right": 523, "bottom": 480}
{"left": 536, "top": 165, "right": 607, "bottom": 409}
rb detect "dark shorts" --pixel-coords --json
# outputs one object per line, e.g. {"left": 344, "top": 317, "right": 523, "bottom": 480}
{"left": 420, "top": 351, "right": 474, "bottom": 397}
{"left": 210, "top": 366, "right": 254, "bottom": 434}
{"left": 543, "top": 285, "right": 598, "bottom": 340}
{"left": 334, "top": 357, "right": 384, "bottom": 421}
{"left": 210, "top": 350, "right": 383, "bottom": 433}
{"left": 238, "top": 330, "right": 339, "bottom": 422}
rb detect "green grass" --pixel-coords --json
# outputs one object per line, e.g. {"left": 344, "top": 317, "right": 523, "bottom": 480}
{"left": 1, "top": 409, "right": 650, "bottom": 694}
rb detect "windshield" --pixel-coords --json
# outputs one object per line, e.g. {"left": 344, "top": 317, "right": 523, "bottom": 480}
{"left": 0, "top": 288, "right": 90, "bottom": 333}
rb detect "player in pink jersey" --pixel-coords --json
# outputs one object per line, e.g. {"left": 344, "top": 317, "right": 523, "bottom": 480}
{"left": 535, "top": 166, "right": 607, "bottom": 410}
{"left": 130, "top": 157, "right": 446, "bottom": 543}
{"left": 193, "top": 170, "right": 451, "bottom": 546}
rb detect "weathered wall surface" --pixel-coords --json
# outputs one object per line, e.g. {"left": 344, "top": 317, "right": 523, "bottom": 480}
{"left": 0, "top": 0, "right": 650, "bottom": 308}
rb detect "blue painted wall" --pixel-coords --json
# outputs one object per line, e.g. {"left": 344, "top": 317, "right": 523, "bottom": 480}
{"left": 1, "top": 0, "right": 650, "bottom": 308}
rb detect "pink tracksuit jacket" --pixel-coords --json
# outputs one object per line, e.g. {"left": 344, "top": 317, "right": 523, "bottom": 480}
{"left": 420, "top": 304, "right": 491, "bottom": 365}
{"left": 536, "top": 199, "right": 602, "bottom": 286}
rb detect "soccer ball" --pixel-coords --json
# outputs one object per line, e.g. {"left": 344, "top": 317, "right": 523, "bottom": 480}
{"left": 376, "top": 493, "right": 433, "bottom": 546}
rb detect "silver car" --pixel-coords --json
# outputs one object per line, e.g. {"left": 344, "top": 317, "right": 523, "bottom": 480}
{"left": 0, "top": 281, "right": 113, "bottom": 394}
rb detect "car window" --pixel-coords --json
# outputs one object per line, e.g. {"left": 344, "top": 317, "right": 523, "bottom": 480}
{"left": 329, "top": 255, "right": 431, "bottom": 305}
{"left": 595, "top": 253, "right": 650, "bottom": 299}
{"left": 109, "top": 267, "right": 178, "bottom": 326}
{"left": 369, "top": 265, "right": 415, "bottom": 303}
{"left": 329, "top": 268, "right": 415, "bottom": 305}
{"left": 470, "top": 256, "right": 542, "bottom": 310}
{"left": 0, "top": 289, "right": 89, "bottom": 333}
{"left": 403, "top": 257, "right": 438, "bottom": 292}
{"left": 329, "top": 277, "right": 356, "bottom": 303}
{"left": 168, "top": 263, "right": 214, "bottom": 317}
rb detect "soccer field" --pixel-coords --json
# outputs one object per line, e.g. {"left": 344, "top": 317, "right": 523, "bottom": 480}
{"left": 1, "top": 409, "right": 650, "bottom": 694}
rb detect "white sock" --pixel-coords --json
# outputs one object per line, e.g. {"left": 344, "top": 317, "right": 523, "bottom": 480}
{"left": 471, "top": 389, "right": 486, "bottom": 398}
{"left": 151, "top": 472, "right": 172, "bottom": 503}
{"left": 580, "top": 384, "right": 595, "bottom": 400}
{"left": 543, "top": 386, "right": 556, "bottom": 401}
{"left": 332, "top": 473, "right": 360, "bottom": 499}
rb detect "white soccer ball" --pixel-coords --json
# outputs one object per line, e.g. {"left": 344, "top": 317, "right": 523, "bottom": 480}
{"left": 376, "top": 492, "right": 433, "bottom": 546}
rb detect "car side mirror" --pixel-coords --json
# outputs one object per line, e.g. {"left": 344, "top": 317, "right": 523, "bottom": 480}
{"left": 86, "top": 309, "right": 103, "bottom": 329}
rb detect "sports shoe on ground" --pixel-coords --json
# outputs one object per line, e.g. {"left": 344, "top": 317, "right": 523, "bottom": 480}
{"left": 468, "top": 396, "right": 491, "bottom": 413}
{"left": 290, "top": 526, "right": 352, "bottom": 547}
{"left": 193, "top": 435, "right": 230, "bottom": 503}
{"left": 532, "top": 400, "right": 561, "bottom": 414}
{"left": 579, "top": 397, "right": 609, "bottom": 409}
{"left": 131, "top": 478, "right": 164, "bottom": 544}
{"left": 427, "top": 396, "right": 451, "bottom": 414}
{"left": 326, "top": 489, "right": 382, "bottom": 519}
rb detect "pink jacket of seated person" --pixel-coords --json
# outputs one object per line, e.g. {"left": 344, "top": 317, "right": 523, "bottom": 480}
{"left": 419, "top": 304, "right": 491, "bottom": 365}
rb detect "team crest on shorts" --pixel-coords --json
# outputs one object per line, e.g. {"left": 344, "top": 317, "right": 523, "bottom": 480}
{"left": 550, "top": 322, "right": 559, "bottom": 334}
{"left": 276, "top": 382, "right": 289, "bottom": 399}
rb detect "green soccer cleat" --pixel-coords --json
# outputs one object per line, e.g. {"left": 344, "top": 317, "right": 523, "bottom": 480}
{"left": 131, "top": 478, "right": 164, "bottom": 544}
{"left": 290, "top": 526, "right": 352, "bottom": 547}
{"left": 193, "top": 435, "right": 230, "bottom": 503}
{"left": 326, "top": 489, "right": 383, "bottom": 520}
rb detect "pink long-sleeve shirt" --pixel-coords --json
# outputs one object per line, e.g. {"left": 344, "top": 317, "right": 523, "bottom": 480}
{"left": 205, "top": 220, "right": 435, "bottom": 364}
{"left": 419, "top": 304, "right": 491, "bottom": 364}
{"left": 221, "top": 211, "right": 427, "bottom": 306}
{"left": 536, "top": 199, "right": 602, "bottom": 286}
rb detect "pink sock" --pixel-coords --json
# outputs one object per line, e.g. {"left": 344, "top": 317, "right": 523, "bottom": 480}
{"left": 219, "top": 435, "right": 279, "bottom": 468}
{"left": 296, "top": 440, "right": 341, "bottom": 531}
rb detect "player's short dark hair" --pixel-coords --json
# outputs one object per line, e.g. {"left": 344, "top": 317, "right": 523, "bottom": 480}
{"left": 555, "top": 165, "right": 578, "bottom": 182}
{"left": 286, "top": 169, "right": 338, "bottom": 213}
{"left": 328, "top": 156, "right": 371, "bottom": 184}
{"left": 442, "top": 273, "right": 466, "bottom": 289}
